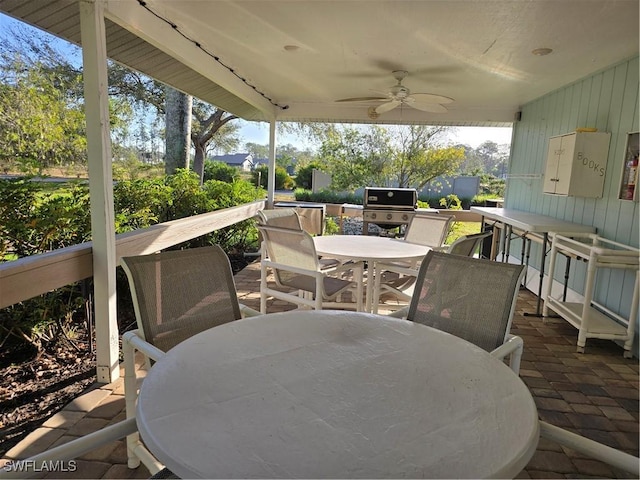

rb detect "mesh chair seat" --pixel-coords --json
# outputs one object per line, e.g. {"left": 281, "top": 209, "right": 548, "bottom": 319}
{"left": 279, "top": 272, "right": 354, "bottom": 298}
{"left": 121, "top": 245, "right": 245, "bottom": 351}
{"left": 403, "top": 212, "right": 456, "bottom": 247}
{"left": 399, "top": 251, "right": 525, "bottom": 371}
{"left": 439, "top": 230, "right": 493, "bottom": 257}
{"left": 258, "top": 208, "right": 303, "bottom": 230}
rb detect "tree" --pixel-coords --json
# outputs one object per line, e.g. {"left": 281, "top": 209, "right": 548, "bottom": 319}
{"left": 191, "top": 101, "right": 239, "bottom": 183}
{"left": 0, "top": 65, "right": 87, "bottom": 174}
{"left": 317, "top": 124, "right": 461, "bottom": 191}
{"left": 319, "top": 126, "right": 392, "bottom": 191}
{"left": 390, "top": 125, "right": 464, "bottom": 189}
{"left": 245, "top": 142, "right": 269, "bottom": 160}
{"left": 164, "top": 87, "right": 192, "bottom": 175}
{"left": 0, "top": 25, "right": 159, "bottom": 173}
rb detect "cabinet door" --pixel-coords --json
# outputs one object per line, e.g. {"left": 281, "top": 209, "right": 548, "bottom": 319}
{"left": 544, "top": 136, "right": 564, "bottom": 193}
{"left": 555, "top": 135, "right": 576, "bottom": 195}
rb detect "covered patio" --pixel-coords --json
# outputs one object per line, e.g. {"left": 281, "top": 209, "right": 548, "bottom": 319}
{"left": 0, "top": 0, "right": 638, "bottom": 478}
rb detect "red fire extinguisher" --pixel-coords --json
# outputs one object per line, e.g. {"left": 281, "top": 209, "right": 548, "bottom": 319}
{"left": 625, "top": 154, "right": 638, "bottom": 200}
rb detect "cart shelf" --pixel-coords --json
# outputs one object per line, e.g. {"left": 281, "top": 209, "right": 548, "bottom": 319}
{"left": 543, "top": 233, "right": 639, "bottom": 357}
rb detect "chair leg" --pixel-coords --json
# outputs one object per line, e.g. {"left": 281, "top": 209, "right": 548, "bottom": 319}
{"left": 123, "top": 334, "right": 141, "bottom": 469}
{"left": 260, "top": 263, "right": 268, "bottom": 313}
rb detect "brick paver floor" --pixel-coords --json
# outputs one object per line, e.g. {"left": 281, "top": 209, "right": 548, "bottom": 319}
{"left": 2, "top": 260, "right": 638, "bottom": 479}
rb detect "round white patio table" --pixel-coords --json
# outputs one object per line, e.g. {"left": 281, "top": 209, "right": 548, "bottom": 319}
{"left": 136, "top": 310, "right": 539, "bottom": 479}
{"left": 313, "top": 235, "right": 431, "bottom": 312}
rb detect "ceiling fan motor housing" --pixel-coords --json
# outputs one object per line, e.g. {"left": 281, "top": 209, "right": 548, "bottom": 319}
{"left": 391, "top": 85, "right": 410, "bottom": 99}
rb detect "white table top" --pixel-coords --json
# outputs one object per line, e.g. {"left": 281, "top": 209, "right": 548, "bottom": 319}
{"left": 470, "top": 207, "right": 596, "bottom": 234}
{"left": 314, "top": 234, "right": 431, "bottom": 261}
{"left": 137, "top": 310, "right": 539, "bottom": 479}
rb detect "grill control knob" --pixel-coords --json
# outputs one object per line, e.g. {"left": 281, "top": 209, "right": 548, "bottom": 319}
{"left": 386, "top": 213, "right": 393, "bottom": 220}
{"left": 402, "top": 214, "right": 409, "bottom": 221}
{"left": 370, "top": 212, "right": 377, "bottom": 219}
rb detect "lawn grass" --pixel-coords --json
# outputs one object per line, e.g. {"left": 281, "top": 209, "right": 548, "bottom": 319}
{"left": 446, "top": 221, "right": 482, "bottom": 244}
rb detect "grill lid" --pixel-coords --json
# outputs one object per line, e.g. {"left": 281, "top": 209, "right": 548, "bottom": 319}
{"left": 364, "top": 187, "right": 417, "bottom": 210}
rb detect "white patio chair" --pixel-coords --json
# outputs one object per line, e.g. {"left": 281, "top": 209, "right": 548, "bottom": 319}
{"left": 257, "top": 224, "right": 364, "bottom": 312}
{"left": 257, "top": 208, "right": 340, "bottom": 267}
{"left": 388, "top": 250, "right": 526, "bottom": 373}
{"left": 403, "top": 212, "right": 456, "bottom": 248}
{"left": 371, "top": 213, "right": 456, "bottom": 310}
{"left": 441, "top": 230, "right": 493, "bottom": 257}
{"left": 120, "top": 245, "right": 260, "bottom": 474}
{"left": 257, "top": 207, "right": 303, "bottom": 230}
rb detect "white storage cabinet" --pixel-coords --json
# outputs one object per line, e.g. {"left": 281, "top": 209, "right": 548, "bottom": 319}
{"left": 543, "top": 132, "right": 611, "bottom": 197}
{"left": 543, "top": 233, "right": 639, "bottom": 357}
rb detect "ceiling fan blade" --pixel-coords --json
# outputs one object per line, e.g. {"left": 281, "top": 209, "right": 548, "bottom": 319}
{"left": 410, "top": 93, "right": 455, "bottom": 104}
{"left": 409, "top": 102, "right": 448, "bottom": 113}
{"left": 375, "top": 100, "right": 401, "bottom": 114}
{"left": 335, "top": 96, "right": 388, "bottom": 103}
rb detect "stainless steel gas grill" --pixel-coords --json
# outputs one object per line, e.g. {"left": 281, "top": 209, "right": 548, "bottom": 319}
{"left": 362, "top": 187, "right": 418, "bottom": 234}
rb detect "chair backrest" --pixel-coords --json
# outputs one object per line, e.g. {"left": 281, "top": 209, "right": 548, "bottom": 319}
{"left": 120, "top": 245, "right": 242, "bottom": 352}
{"left": 447, "top": 231, "right": 493, "bottom": 257}
{"left": 407, "top": 251, "right": 525, "bottom": 352}
{"left": 257, "top": 208, "right": 303, "bottom": 230}
{"left": 404, "top": 213, "right": 455, "bottom": 247}
{"left": 257, "top": 224, "right": 320, "bottom": 286}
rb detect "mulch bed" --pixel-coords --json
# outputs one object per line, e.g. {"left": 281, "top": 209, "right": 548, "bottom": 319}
{"left": 0, "top": 332, "right": 96, "bottom": 457}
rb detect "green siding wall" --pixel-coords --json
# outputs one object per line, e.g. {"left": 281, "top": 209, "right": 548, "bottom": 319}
{"left": 507, "top": 56, "right": 639, "bottom": 354}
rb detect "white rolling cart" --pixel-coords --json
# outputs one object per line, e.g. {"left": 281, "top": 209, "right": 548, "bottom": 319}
{"left": 543, "top": 233, "right": 639, "bottom": 357}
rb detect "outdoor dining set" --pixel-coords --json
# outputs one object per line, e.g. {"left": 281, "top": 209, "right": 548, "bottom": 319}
{"left": 1, "top": 208, "right": 638, "bottom": 479}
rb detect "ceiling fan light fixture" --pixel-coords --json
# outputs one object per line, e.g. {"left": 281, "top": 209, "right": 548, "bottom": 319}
{"left": 367, "top": 106, "right": 380, "bottom": 119}
{"left": 532, "top": 47, "right": 553, "bottom": 56}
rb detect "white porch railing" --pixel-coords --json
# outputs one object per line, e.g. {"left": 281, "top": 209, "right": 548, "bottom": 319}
{"left": 0, "top": 200, "right": 267, "bottom": 309}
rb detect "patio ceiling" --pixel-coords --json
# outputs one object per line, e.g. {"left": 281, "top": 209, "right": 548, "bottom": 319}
{"left": 1, "top": 0, "right": 638, "bottom": 126}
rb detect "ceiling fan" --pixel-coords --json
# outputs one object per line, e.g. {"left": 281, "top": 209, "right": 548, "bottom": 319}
{"left": 336, "top": 70, "right": 453, "bottom": 116}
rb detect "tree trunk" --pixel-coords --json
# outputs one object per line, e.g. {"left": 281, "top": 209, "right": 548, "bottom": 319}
{"left": 164, "top": 87, "right": 192, "bottom": 175}
{"left": 193, "top": 143, "right": 206, "bottom": 183}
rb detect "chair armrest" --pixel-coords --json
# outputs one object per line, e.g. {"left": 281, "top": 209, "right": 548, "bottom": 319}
{"left": 387, "top": 307, "right": 409, "bottom": 319}
{"left": 490, "top": 334, "right": 523, "bottom": 374}
{"left": 0, "top": 418, "right": 138, "bottom": 479}
{"left": 239, "top": 304, "right": 261, "bottom": 317}
{"left": 540, "top": 421, "right": 639, "bottom": 476}
{"left": 122, "top": 330, "right": 165, "bottom": 362}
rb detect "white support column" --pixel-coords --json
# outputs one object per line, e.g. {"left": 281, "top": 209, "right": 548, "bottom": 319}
{"left": 80, "top": 0, "right": 119, "bottom": 383}
{"left": 267, "top": 119, "right": 277, "bottom": 207}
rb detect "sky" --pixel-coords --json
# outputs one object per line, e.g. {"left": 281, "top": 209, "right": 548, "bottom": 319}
{"left": 1, "top": 13, "right": 513, "bottom": 151}
{"left": 238, "top": 121, "right": 513, "bottom": 151}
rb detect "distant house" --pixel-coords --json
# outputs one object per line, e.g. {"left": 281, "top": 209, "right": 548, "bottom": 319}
{"left": 211, "top": 153, "right": 254, "bottom": 171}
{"left": 253, "top": 158, "right": 269, "bottom": 168}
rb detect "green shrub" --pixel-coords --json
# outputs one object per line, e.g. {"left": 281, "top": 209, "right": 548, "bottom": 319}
{"left": 294, "top": 188, "right": 362, "bottom": 205}
{"left": 252, "top": 164, "right": 293, "bottom": 190}
{"left": 203, "top": 160, "right": 240, "bottom": 183}
{"left": 0, "top": 178, "right": 91, "bottom": 353}
{"left": 1, "top": 172, "right": 265, "bottom": 354}
{"left": 439, "top": 194, "right": 462, "bottom": 210}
